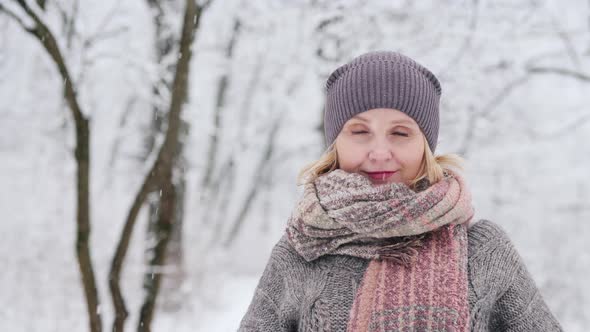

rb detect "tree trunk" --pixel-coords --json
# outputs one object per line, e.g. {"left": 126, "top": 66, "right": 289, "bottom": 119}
{"left": 108, "top": 0, "right": 208, "bottom": 331}
{"left": 138, "top": 169, "right": 177, "bottom": 332}
{"left": 144, "top": 0, "right": 187, "bottom": 313}
{"left": 0, "top": 2, "right": 103, "bottom": 331}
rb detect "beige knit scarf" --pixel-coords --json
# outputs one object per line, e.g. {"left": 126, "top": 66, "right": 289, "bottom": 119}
{"left": 286, "top": 169, "right": 474, "bottom": 331}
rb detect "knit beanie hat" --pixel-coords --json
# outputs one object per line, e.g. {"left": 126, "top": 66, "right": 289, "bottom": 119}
{"left": 324, "top": 51, "right": 442, "bottom": 152}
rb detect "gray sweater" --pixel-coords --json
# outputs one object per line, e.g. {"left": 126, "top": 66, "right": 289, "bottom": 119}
{"left": 238, "top": 220, "right": 563, "bottom": 331}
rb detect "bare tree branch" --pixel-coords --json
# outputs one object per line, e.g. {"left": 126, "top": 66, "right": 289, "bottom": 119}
{"left": 529, "top": 113, "right": 590, "bottom": 139}
{"left": 527, "top": 65, "right": 590, "bottom": 81}
{"left": 200, "top": 17, "right": 241, "bottom": 190}
{"left": 65, "top": 0, "right": 79, "bottom": 48}
{"left": 84, "top": 1, "right": 124, "bottom": 49}
{"left": 104, "top": 96, "right": 138, "bottom": 187}
{"left": 108, "top": 0, "right": 212, "bottom": 331}
{"left": 458, "top": 74, "right": 531, "bottom": 156}
{"left": 0, "top": 3, "right": 34, "bottom": 32}
{"left": 224, "top": 112, "right": 284, "bottom": 247}
{"left": 459, "top": 59, "right": 590, "bottom": 156}
{"left": 2, "top": 1, "right": 102, "bottom": 331}
{"left": 549, "top": 14, "right": 582, "bottom": 69}
{"left": 439, "top": 0, "right": 479, "bottom": 78}
{"left": 36, "top": 0, "right": 46, "bottom": 10}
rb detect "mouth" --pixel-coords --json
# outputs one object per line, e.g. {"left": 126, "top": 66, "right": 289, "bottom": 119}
{"left": 363, "top": 171, "right": 397, "bottom": 182}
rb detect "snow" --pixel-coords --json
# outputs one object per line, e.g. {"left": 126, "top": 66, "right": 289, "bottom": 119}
{"left": 1, "top": 0, "right": 589, "bottom": 331}
{"left": 155, "top": 272, "right": 259, "bottom": 332}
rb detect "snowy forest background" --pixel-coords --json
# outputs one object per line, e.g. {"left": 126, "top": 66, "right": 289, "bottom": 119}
{"left": 1, "top": 0, "right": 589, "bottom": 331}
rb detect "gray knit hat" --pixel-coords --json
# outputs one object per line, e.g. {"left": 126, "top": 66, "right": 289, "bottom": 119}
{"left": 324, "top": 51, "right": 442, "bottom": 152}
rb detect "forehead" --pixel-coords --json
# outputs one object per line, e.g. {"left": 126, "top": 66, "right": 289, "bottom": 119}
{"left": 349, "top": 108, "right": 417, "bottom": 126}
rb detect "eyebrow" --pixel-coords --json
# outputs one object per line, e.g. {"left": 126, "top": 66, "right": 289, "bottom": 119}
{"left": 351, "top": 114, "right": 415, "bottom": 125}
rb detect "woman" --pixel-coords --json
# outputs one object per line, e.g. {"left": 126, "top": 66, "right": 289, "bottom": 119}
{"left": 238, "top": 51, "right": 562, "bottom": 331}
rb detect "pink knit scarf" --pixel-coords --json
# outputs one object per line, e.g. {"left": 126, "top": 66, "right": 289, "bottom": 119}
{"left": 286, "top": 169, "right": 474, "bottom": 331}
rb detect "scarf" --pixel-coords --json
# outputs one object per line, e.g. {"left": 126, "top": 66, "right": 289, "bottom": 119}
{"left": 285, "top": 169, "right": 474, "bottom": 331}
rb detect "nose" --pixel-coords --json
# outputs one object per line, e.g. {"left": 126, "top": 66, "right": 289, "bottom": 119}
{"left": 368, "top": 140, "right": 393, "bottom": 162}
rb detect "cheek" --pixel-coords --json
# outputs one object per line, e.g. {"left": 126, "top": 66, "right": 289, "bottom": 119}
{"left": 401, "top": 143, "right": 425, "bottom": 173}
{"left": 336, "top": 142, "right": 364, "bottom": 171}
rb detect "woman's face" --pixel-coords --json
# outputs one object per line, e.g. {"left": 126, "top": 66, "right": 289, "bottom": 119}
{"left": 335, "top": 108, "right": 425, "bottom": 186}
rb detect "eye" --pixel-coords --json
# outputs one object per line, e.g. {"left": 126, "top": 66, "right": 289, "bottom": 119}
{"left": 351, "top": 130, "right": 369, "bottom": 135}
{"left": 392, "top": 131, "right": 409, "bottom": 137}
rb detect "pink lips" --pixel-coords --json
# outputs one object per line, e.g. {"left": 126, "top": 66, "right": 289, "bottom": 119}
{"left": 365, "top": 171, "right": 397, "bottom": 181}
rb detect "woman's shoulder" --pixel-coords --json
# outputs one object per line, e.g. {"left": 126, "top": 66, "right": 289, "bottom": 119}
{"left": 269, "top": 233, "right": 329, "bottom": 269}
{"left": 268, "top": 233, "right": 308, "bottom": 266}
{"left": 466, "top": 219, "right": 514, "bottom": 252}
{"left": 466, "top": 219, "right": 526, "bottom": 285}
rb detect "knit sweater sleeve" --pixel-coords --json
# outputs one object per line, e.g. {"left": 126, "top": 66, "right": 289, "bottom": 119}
{"left": 472, "top": 220, "right": 563, "bottom": 331}
{"left": 238, "top": 235, "right": 300, "bottom": 332}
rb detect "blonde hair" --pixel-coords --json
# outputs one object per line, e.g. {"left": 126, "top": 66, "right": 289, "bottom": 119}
{"left": 297, "top": 135, "right": 464, "bottom": 189}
